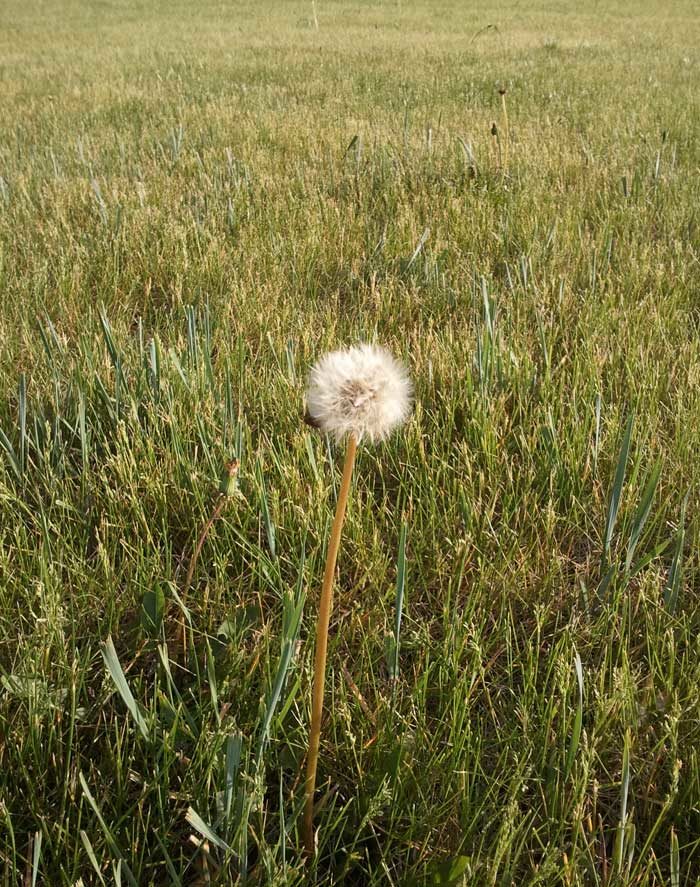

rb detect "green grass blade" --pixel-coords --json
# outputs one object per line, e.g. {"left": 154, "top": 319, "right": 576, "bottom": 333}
{"left": 80, "top": 830, "right": 107, "bottom": 887}
{"left": 224, "top": 732, "right": 243, "bottom": 825}
{"left": 0, "top": 426, "right": 21, "bottom": 481}
{"left": 593, "top": 392, "right": 602, "bottom": 476}
{"left": 614, "top": 728, "right": 632, "bottom": 873}
{"left": 389, "top": 521, "right": 408, "bottom": 680}
{"left": 602, "top": 413, "right": 634, "bottom": 570}
{"left": 564, "top": 649, "right": 583, "bottom": 780}
{"left": 102, "top": 636, "right": 150, "bottom": 741}
{"left": 79, "top": 773, "right": 137, "bottom": 886}
{"left": 670, "top": 828, "right": 679, "bottom": 887}
{"left": 30, "top": 830, "right": 42, "bottom": 887}
{"left": 256, "top": 458, "right": 276, "bottom": 560}
{"left": 256, "top": 549, "right": 305, "bottom": 762}
{"left": 18, "top": 373, "right": 26, "bottom": 476}
{"left": 153, "top": 832, "right": 183, "bottom": 886}
{"left": 625, "top": 458, "right": 662, "bottom": 573}
{"left": 185, "top": 807, "right": 231, "bottom": 852}
{"left": 664, "top": 495, "right": 687, "bottom": 614}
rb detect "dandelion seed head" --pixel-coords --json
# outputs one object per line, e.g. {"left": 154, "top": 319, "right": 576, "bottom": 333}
{"left": 305, "top": 344, "right": 413, "bottom": 443}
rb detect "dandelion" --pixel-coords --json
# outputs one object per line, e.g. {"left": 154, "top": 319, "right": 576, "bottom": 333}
{"left": 305, "top": 344, "right": 413, "bottom": 443}
{"left": 302, "top": 344, "right": 412, "bottom": 855}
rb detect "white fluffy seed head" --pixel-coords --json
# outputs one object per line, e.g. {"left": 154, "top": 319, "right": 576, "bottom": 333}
{"left": 305, "top": 344, "right": 413, "bottom": 444}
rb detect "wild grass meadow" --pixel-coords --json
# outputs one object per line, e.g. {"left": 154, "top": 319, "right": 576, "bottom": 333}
{"left": 1, "top": 0, "right": 700, "bottom": 883}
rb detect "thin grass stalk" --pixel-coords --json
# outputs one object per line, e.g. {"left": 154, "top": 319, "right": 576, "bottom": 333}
{"left": 178, "top": 460, "right": 239, "bottom": 657}
{"left": 500, "top": 87, "right": 509, "bottom": 174}
{"left": 303, "top": 433, "right": 358, "bottom": 855}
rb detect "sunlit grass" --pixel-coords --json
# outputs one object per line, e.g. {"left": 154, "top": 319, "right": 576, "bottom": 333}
{"left": 1, "top": 0, "right": 699, "bottom": 883}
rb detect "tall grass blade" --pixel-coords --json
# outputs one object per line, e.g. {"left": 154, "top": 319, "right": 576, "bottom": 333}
{"left": 80, "top": 830, "right": 107, "bottom": 887}
{"left": 602, "top": 413, "right": 634, "bottom": 571}
{"left": 30, "top": 830, "right": 42, "bottom": 887}
{"left": 564, "top": 649, "right": 583, "bottom": 780}
{"left": 256, "top": 551, "right": 305, "bottom": 762}
{"left": 625, "top": 458, "right": 661, "bottom": 573}
{"left": 186, "top": 305, "right": 198, "bottom": 370}
{"left": 0, "top": 426, "right": 21, "bottom": 481}
{"left": 79, "top": 773, "right": 137, "bottom": 886}
{"left": 224, "top": 732, "right": 243, "bottom": 824}
{"left": 405, "top": 228, "right": 430, "bottom": 272}
{"left": 148, "top": 336, "right": 161, "bottom": 397}
{"left": 78, "top": 389, "right": 88, "bottom": 471}
{"left": 153, "top": 832, "right": 184, "bottom": 886}
{"left": 670, "top": 828, "right": 679, "bottom": 887}
{"left": 613, "top": 728, "right": 632, "bottom": 873}
{"left": 389, "top": 521, "right": 408, "bottom": 680}
{"left": 664, "top": 495, "right": 687, "bottom": 614}
{"left": 18, "top": 374, "right": 26, "bottom": 475}
{"left": 256, "top": 459, "right": 276, "bottom": 560}
{"left": 102, "top": 636, "right": 150, "bottom": 741}
{"left": 91, "top": 178, "right": 108, "bottom": 225}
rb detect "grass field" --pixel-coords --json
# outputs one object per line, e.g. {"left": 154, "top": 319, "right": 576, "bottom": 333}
{"left": 1, "top": 0, "right": 700, "bottom": 883}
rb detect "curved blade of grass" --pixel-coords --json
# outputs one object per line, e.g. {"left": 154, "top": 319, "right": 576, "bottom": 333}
{"left": 625, "top": 458, "right": 661, "bottom": 573}
{"left": 602, "top": 413, "right": 634, "bottom": 571}
{"left": 256, "top": 458, "right": 276, "bottom": 560}
{"left": 405, "top": 227, "right": 430, "bottom": 273}
{"left": 80, "top": 830, "right": 107, "bottom": 887}
{"left": 224, "top": 733, "right": 243, "bottom": 825}
{"left": 185, "top": 807, "right": 231, "bottom": 852}
{"left": 664, "top": 495, "right": 687, "bottom": 614}
{"left": 18, "top": 374, "right": 26, "bottom": 475}
{"left": 98, "top": 305, "right": 125, "bottom": 390}
{"left": 256, "top": 551, "right": 305, "bottom": 762}
{"left": 79, "top": 773, "right": 137, "bottom": 886}
{"left": 564, "top": 649, "right": 583, "bottom": 780}
{"left": 389, "top": 521, "right": 408, "bottom": 680}
{"left": 0, "top": 426, "right": 21, "bottom": 481}
{"left": 102, "top": 636, "right": 150, "bottom": 741}
{"left": 153, "top": 832, "right": 183, "bottom": 887}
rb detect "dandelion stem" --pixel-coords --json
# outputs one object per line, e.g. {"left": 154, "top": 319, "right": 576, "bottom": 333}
{"left": 303, "top": 432, "right": 358, "bottom": 856}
